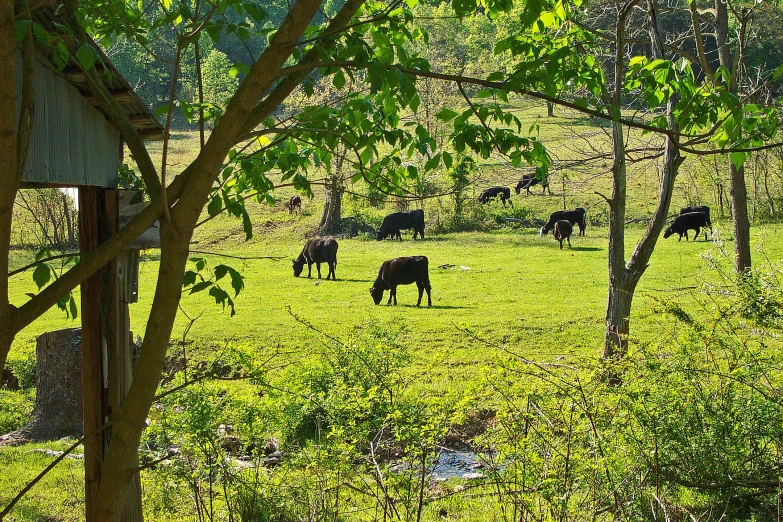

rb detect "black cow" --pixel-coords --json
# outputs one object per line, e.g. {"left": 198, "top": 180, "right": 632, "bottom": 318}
{"left": 663, "top": 212, "right": 711, "bottom": 241}
{"left": 540, "top": 208, "right": 587, "bottom": 237}
{"left": 377, "top": 209, "right": 425, "bottom": 241}
{"left": 478, "top": 187, "right": 513, "bottom": 207}
{"left": 553, "top": 220, "right": 573, "bottom": 249}
{"left": 286, "top": 195, "right": 302, "bottom": 214}
{"left": 292, "top": 237, "right": 338, "bottom": 280}
{"left": 370, "top": 256, "right": 432, "bottom": 306}
{"left": 515, "top": 173, "right": 550, "bottom": 195}
{"left": 680, "top": 205, "right": 711, "bottom": 229}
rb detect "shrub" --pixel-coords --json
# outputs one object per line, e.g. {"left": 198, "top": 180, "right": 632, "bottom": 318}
{"left": 0, "top": 390, "right": 34, "bottom": 433}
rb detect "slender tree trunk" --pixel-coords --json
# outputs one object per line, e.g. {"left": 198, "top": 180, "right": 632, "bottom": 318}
{"left": 94, "top": 219, "right": 194, "bottom": 520}
{"left": 0, "top": 0, "right": 19, "bottom": 376}
{"left": 604, "top": 0, "right": 683, "bottom": 359}
{"left": 730, "top": 163, "right": 752, "bottom": 271}
{"left": 603, "top": 120, "right": 629, "bottom": 359}
{"left": 715, "top": 0, "right": 752, "bottom": 272}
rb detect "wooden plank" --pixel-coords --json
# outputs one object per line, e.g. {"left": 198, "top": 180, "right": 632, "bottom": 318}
{"left": 85, "top": 89, "right": 136, "bottom": 105}
{"left": 119, "top": 191, "right": 161, "bottom": 250}
{"left": 78, "top": 186, "right": 104, "bottom": 522}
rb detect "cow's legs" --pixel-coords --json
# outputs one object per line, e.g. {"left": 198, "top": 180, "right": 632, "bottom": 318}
{"left": 316, "top": 262, "right": 322, "bottom": 279}
{"left": 567, "top": 237, "right": 571, "bottom": 248}
{"left": 425, "top": 281, "right": 432, "bottom": 306}
{"left": 307, "top": 262, "right": 313, "bottom": 277}
{"left": 416, "top": 282, "right": 424, "bottom": 306}
{"left": 328, "top": 262, "right": 335, "bottom": 280}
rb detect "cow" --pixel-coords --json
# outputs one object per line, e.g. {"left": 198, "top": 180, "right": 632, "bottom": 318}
{"left": 680, "top": 205, "right": 711, "bottom": 229}
{"left": 370, "top": 256, "right": 432, "bottom": 306}
{"left": 285, "top": 195, "right": 302, "bottom": 214}
{"left": 663, "top": 212, "right": 711, "bottom": 241}
{"left": 478, "top": 186, "right": 513, "bottom": 207}
{"left": 553, "top": 220, "right": 573, "bottom": 249}
{"left": 292, "top": 237, "right": 338, "bottom": 280}
{"left": 376, "top": 209, "right": 425, "bottom": 241}
{"left": 515, "top": 173, "right": 550, "bottom": 195}
{"left": 540, "top": 208, "right": 587, "bottom": 237}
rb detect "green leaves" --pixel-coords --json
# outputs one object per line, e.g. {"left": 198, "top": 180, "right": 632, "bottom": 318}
{"left": 32, "top": 263, "right": 51, "bottom": 291}
{"left": 182, "top": 257, "right": 245, "bottom": 317}
{"left": 435, "top": 109, "right": 459, "bottom": 122}
{"left": 27, "top": 248, "right": 79, "bottom": 320}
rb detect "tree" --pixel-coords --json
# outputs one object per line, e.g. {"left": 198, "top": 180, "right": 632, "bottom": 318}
{"left": 1, "top": 0, "right": 548, "bottom": 518}
{"left": 444, "top": 0, "right": 783, "bottom": 358}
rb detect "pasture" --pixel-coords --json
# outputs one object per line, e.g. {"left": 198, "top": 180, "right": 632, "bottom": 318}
{"left": 3, "top": 108, "right": 783, "bottom": 520}
{"left": 9, "top": 205, "right": 779, "bottom": 381}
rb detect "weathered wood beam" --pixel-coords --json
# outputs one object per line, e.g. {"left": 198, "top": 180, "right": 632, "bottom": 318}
{"left": 85, "top": 89, "right": 135, "bottom": 105}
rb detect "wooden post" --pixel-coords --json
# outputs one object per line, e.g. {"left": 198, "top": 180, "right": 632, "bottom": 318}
{"left": 80, "top": 188, "right": 143, "bottom": 521}
{"left": 79, "top": 186, "right": 108, "bottom": 522}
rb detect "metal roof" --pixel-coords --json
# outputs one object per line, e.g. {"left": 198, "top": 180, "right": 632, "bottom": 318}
{"left": 31, "top": 0, "right": 164, "bottom": 141}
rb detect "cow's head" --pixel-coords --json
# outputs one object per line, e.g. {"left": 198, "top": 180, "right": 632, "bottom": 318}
{"left": 369, "top": 286, "right": 384, "bottom": 305}
{"left": 292, "top": 258, "right": 305, "bottom": 277}
{"left": 662, "top": 226, "right": 675, "bottom": 239}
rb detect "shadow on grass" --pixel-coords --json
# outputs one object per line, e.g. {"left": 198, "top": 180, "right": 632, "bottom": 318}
{"left": 335, "top": 278, "right": 374, "bottom": 283}
{"left": 569, "top": 246, "right": 602, "bottom": 252}
{"left": 385, "top": 304, "right": 467, "bottom": 310}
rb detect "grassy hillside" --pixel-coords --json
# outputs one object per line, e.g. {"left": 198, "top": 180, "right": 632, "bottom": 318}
{"left": 3, "top": 101, "right": 783, "bottom": 521}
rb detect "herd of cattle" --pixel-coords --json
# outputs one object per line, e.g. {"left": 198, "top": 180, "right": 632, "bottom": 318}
{"left": 288, "top": 193, "right": 714, "bottom": 306}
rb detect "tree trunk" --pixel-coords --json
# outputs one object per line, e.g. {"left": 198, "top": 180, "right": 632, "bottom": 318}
{"left": 730, "top": 163, "right": 752, "bottom": 271}
{"left": 0, "top": 0, "right": 18, "bottom": 378}
{"left": 63, "top": 191, "right": 76, "bottom": 246}
{"left": 604, "top": 280, "right": 634, "bottom": 358}
{"left": 715, "top": 0, "right": 752, "bottom": 272}
{"left": 547, "top": 101, "right": 554, "bottom": 117}
{"left": 604, "top": 0, "right": 682, "bottom": 359}
{"left": 319, "top": 175, "right": 342, "bottom": 236}
{"left": 603, "top": 119, "right": 628, "bottom": 359}
{"left": 1, "top": 328, "right": 83, "bottom": 444}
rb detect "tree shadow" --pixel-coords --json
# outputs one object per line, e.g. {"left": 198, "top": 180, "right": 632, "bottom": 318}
{"left": 391, "top": 304, "right": 466, "bottom": 310}
{"left": 569, "top": 246, "right": 602, "bottom": 252}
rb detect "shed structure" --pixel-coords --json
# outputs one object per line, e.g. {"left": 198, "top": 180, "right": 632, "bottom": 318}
{"left": 15, "top": 4, "right": 163, "bottom": 520}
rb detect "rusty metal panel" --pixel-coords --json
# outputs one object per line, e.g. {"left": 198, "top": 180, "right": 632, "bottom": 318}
{"left": 17, "top": 53, "right": 121, "bottom": 188}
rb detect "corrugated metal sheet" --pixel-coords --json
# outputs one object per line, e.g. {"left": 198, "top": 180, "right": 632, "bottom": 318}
{"left": 17, "top": 53, "right": 122, "bottom": 187}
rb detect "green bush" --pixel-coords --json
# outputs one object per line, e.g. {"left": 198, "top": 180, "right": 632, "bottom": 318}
{"left": 0, "top": 390, "right": 34, "bottom": 433}
{"left": 481, "top": 281, "right": 783, "bottom": 521}
{"left": 277, "top": 319, "right": 411, "bottom": 447}
{"left": 8, "top": 354, "right": 36, "bottom": 390}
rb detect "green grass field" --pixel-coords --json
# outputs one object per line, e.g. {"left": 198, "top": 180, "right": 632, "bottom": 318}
{"left": 3, "top": 104, "right": 783, "bottom": 520}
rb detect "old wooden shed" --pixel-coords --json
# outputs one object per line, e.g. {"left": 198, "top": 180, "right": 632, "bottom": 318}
{"left": 15, "top": 4, "right": 163, "bottom": 520}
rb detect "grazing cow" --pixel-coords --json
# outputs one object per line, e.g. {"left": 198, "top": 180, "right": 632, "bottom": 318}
{"left": 515, "top": 173, "right": 550, "bottom": 195}
{"left": 376, "top": 209, "right": 425, "bottom": 241}
{"left": 663, "top": 212, "right": 711, "bottom": 241}
{"left": 370, "top": 256, "right": 432, "bottom": 306}
{"left": 680, "top": 205, "right": 712, "bottom": 229}
{"left": 285, "top": 195, "right": 302, "bottom": 214}
{"left": 292, "top": 237, "right": 338, "bottom": 280}
{"left": 540, "top": 208, "right": 587, "bottom": 237}
{"left": 553, "top": 220, "right": 573, "bottom": 249}
{"left": 478, "top": 186, "right": 513, "bottom": 207}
